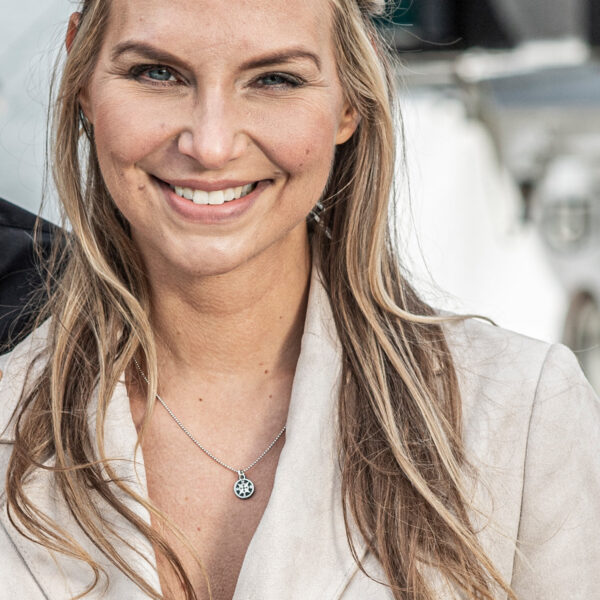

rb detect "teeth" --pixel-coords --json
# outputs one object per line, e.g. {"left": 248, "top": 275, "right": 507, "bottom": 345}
{"left": 208, "top": 190, "right": 225, "bottom": 205}
{"left": 192, "top": 189, "right": 209, "bottom": 204}
{"left": 170, "top": 182, "right": 257, "bottom": 204}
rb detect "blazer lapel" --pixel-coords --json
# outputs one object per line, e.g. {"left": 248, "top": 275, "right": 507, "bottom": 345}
{"left": 0, "top": 381, "right": 160, "bottom": 599}
{"left": 232, "top": 268, "right": 369, "bottom": 600}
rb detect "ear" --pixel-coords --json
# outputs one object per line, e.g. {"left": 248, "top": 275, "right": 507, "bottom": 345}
{"left": 65, "top": 12, "right": 82, "bottom": 53}
{"left": 335, "top": 102, "right": 360, "bottom": 145}
{"left": 66, "top": 13, "right": 94, "bottom": 124}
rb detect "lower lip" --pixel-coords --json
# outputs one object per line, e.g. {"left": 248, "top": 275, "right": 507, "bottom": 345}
{"left": 156, "top": 177, "right": 269, "bottom": 224}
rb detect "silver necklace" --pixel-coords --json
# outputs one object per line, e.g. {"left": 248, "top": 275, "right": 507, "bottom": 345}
{"left": 132, "top": 358, "right": 286, "bottom": 500}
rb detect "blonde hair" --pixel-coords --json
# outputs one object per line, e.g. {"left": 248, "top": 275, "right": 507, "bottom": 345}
{"left": 6, "top": 1, "right": 516, "bottom": 599}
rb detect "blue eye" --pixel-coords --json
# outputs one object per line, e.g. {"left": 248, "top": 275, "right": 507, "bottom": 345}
{"left": 145, "top": 67, "right": 175, "bottom": 82}
{"left": 129, "top": 64, "right": 178, "bottom": 84}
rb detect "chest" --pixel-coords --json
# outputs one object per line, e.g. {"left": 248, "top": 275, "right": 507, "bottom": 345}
{"left": 140, "top": 422, "right": 283, "bottom": 600}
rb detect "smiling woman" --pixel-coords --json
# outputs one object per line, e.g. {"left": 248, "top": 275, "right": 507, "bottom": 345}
{"left": 0, "top": 1, "right": 599, "bottom": 600}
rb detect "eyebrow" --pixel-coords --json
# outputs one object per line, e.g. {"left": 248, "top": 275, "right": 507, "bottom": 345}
{"left": 239, "top": 49, "right": 321, "bottom": 72}
{"left": 111, "top": 41, "right": 189, "bottom": 69}
{"left": 110, "top": 41, "right": 321, "bottom": 72}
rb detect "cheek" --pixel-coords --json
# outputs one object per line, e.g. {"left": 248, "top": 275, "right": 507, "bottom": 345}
{"left": 256, "top": 105, "right": 339, "bottom": 225}
{"left": 257, "top": 100, "right": 339, "bottom": 182}
{"left": 90, "top": 93, "right": 171, "bottom": 215}
{"left": 91, "top": 90, "right": 168, "bottom": 178}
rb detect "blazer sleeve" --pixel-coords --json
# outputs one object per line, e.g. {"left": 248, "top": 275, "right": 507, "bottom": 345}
{"left": 510, "top": 343, "right": 600, "bottom": 598}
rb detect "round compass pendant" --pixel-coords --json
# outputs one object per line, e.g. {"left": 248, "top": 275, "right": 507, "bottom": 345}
{"left": 234, "top": 472, "right": 255, "bottom": 499}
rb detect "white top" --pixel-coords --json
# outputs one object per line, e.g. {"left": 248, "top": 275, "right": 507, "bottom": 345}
{"left": 0, "top": 267, "right": 599, "bottom": 599}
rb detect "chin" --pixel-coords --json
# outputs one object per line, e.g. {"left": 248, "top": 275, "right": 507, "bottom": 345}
{"left": 172, "top": 244, "right": 265, "bottom": 279}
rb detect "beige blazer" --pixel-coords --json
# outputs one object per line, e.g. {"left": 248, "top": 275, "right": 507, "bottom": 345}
{"left": 1, "top": 268, "right": 599, "bottom": 599}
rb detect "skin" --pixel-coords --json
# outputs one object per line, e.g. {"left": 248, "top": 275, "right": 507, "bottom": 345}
{"left": 73, "top": 0, "right": 358, "bottom": 598}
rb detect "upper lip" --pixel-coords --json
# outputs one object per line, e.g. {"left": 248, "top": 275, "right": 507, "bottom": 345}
{"left": 156, "top": 176, "right": 262, "bottom": 193}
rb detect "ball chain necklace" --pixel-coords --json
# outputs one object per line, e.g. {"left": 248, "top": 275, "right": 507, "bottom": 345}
{"left": 132, "top": 358, "right": 286, "bottom": 500}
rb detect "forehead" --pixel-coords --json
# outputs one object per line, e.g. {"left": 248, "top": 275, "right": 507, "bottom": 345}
{"left": 105, "top": 0, "right": 333, "bottom": 59}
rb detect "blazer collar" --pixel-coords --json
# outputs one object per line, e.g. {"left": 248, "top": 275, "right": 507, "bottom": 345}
{"left": 0, "top": 266, "right": 369, "bottom": 599}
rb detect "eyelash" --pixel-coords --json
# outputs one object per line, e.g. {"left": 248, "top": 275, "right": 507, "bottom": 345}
{"left": 253, "top": 72, "right": 305, "bottom": 89}
{"left": 127, "top": 64, "right": 305, "bottom": 90}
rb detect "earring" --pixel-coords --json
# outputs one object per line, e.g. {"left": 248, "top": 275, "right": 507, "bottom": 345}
{"left": 78, "top": 107, "right": 93, "bottom": 141}
{"left": 308, "top": 201, "right": 332, "bottom": 240}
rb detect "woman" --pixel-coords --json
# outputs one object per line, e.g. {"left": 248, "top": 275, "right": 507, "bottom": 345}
{"left": 0, "top": 0, "right": 598, "bottom": 599}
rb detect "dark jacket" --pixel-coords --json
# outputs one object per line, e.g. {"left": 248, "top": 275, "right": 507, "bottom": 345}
{"left": 0, "top": 198, "right": 57, "bottom": 354}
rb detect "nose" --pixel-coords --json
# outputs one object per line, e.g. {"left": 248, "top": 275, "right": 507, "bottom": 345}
{"left": 177, "top": 91, "right": 247, "bottom": 170}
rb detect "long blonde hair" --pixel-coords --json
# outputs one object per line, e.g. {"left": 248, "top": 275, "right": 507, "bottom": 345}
{"left": 6, "top": 1, "right": 516, "bottom": 598}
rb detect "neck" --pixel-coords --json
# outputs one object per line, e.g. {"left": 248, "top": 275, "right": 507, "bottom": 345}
{"left": 144, "top": 237, "right": 312, "bottom": 386}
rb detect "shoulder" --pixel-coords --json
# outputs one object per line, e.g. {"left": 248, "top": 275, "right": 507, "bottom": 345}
{"left": 0, "top": 197, "right": 56, "bottom": 236}
{"left": 442, "top": 315, "right": 598, "bottom": 457}
{"left": 0, "top": 321, "right": 51, "bottom": 441}
{"left": 441, "top": 316, "right": 591, "bottom": 424}
{"left": 443, "top": 316, "right": 551, "bottom": 393}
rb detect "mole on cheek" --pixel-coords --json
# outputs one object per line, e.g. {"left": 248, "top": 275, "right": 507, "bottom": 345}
{"left": 305, "top": 148, "right": 310, "bottom": 155}
{"left": 138, "top": 184, "right": 146, "bottom": 191}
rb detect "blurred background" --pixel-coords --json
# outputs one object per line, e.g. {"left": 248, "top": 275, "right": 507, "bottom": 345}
{"left": 1, "top": 1, "right": 600, "bottom": 387}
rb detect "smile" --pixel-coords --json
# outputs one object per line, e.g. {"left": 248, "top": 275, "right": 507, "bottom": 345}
{"left": 168, "top": 182, "right": 258, "bottom": 205}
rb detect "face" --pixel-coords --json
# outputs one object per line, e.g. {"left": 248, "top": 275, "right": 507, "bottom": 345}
{"left": 78, "top": 0, "right": 357, "bottom": 280}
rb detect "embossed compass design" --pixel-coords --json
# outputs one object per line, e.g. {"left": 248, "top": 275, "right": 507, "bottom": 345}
{"left": 234, "top": 472, "right": 255, "bottom": 499}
